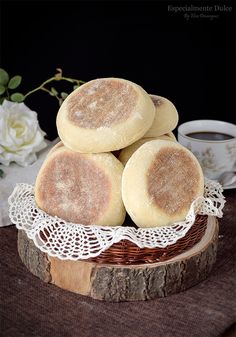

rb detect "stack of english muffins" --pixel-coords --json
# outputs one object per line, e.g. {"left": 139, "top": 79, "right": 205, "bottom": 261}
{"left": 35, "top": 78, "right": 204, "bottom": 228}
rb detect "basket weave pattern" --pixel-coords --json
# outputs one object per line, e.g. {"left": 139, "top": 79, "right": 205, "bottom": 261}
{"left": 9, "top": 182, "right": 225, "bottom": 261}
{"left": 88, "top": 215, "right": 208, "bottom": 265}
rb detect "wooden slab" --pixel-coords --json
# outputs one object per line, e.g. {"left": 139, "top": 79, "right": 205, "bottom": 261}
{"left": 17, "top": 216, "right": 218, "bottom": 302}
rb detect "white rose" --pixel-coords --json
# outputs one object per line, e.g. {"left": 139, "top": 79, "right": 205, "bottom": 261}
{"left": 0, "top": 100, "right": 47, "bottom": 166}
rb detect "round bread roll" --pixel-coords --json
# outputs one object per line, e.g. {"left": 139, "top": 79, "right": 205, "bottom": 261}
{"left": 122, "top": 140, "right": 204, "bottom": 227}
{"left": 144, "top": 95, "right": 179, "bottom": 137}
{"left": 56, "top": 78, "right": 155, "bottom": 153}
{"left": 46, "top": 140, "right": 64, "bottom": 157}
{"left": 119, "top": 133, "right": 176, "bottom": 166}
{"left": 165, "top": 131, "right": 177, "bottom": 141}
{"left": 119, "top": 137, "right": 156, "bottom": 166}
{"left": 35, "top": 146, "right": 125, "bottom": 226}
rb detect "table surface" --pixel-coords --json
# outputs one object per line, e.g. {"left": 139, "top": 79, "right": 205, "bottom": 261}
{"left": 1, "top": 189, "right": 236, "bottom": 337}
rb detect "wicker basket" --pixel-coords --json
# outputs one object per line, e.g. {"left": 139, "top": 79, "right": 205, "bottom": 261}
{"left": 87, "top": 214, "right": 208, "bottom": 265}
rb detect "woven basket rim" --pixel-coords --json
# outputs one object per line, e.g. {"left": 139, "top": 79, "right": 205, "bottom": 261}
{"left": 86, "top": 214, "right": 208, "bottom": 265}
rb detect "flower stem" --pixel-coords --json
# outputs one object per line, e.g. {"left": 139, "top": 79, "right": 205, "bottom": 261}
{"left": 41, "top": 87, "right": 62, "bottom": 104}
{"left": 24, "top": 76, "right": 85, "bottom": 100}
{"left": 5, "top": 88, "right": 10, "bottom": 100}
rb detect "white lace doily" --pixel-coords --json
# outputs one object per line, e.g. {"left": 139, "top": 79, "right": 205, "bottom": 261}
{"left": 8, "top": 179, "right": 225, "bottom": 260}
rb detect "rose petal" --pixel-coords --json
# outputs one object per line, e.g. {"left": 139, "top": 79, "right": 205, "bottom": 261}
{"left": 0, "top": 100, "right": 47, "bottom": 166}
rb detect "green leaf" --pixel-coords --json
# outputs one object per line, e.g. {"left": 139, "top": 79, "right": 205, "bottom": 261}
{"left": 8, "top": 75, "right": 22, "bottom": 89}
{"left": 10, "top": 93, "right": 25, "bottom": 102}
{"left": 50, "top": 87, "right": 58, "bottom": 96}
{"left": 0, "top": 84, "right": 6, "bottom": 95}
{"left": 0, "top": 97, "right": 5, "bottom": 104}
{"left": 61, "top": 92, "right": 68, "bottom": 99}
{"left": 0, "top": 68, "right": 9, "bottom": 85}
{"left": 73, "top": 85, "right": 79, "bottom": 90}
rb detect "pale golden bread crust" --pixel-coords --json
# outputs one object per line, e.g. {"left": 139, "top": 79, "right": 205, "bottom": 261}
{"left": 35, "top": 146, "right": 125, "bottom": 226}
{"left": 56, "top": 78, "right": 155, "bottom": 153}
{"left": 122, "top": 140, "right": 204, "bottom": 227}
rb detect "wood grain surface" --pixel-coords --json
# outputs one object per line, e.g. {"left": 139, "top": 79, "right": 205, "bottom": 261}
{"left": 17, "top": 216, "right": 218, "bottom": 302}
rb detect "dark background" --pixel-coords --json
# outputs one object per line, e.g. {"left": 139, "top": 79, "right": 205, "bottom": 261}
{"left": 0, "top": 0, "right": 235, "bottom": 140}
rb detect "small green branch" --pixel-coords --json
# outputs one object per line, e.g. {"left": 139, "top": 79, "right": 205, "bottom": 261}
{"left": 0, "top": 68, "right": 85, "bottom": 105}
{"left": 23, "top": 75, "right": 85, "bottom": 100}
{"left": 40, "top": 87, "right": 51, "bottom": 94}
{"left": 40, "top": 87, "right": 61, "bottom": 104}
{"left": 5, "top": 88, "right": 10, "bottom": 100}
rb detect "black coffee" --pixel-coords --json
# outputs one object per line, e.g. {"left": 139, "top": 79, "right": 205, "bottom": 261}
{"left": 186, "top": 131, "right": 234, "bottom": 141}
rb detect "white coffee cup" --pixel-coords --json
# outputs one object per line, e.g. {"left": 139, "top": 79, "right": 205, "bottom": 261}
{"left": 177, "top": 120, "right": 236, "bottom": 182}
